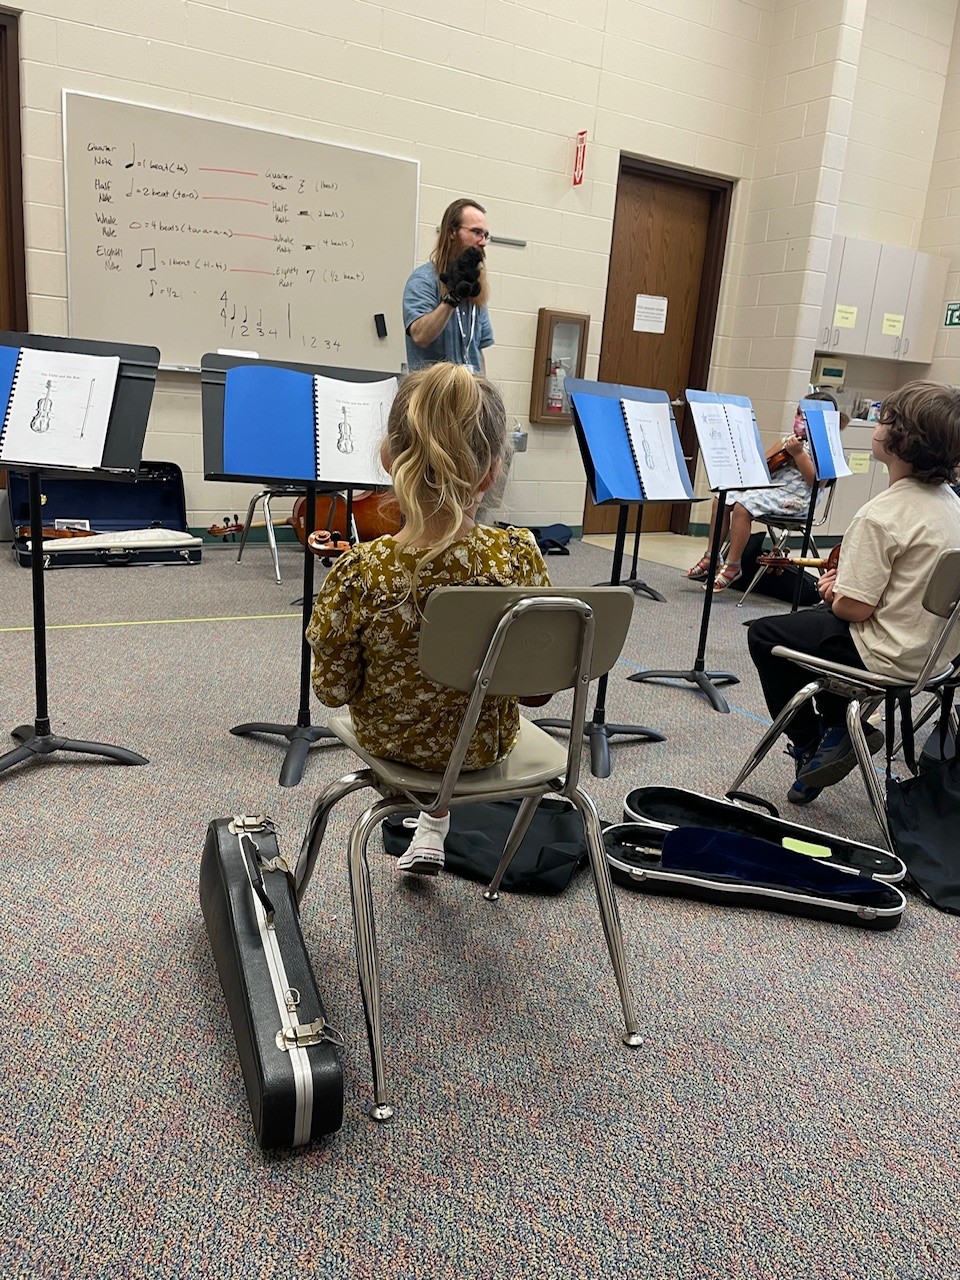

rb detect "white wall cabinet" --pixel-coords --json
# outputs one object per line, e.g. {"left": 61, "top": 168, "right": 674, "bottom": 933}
{"left": 817, "top": 237, "right": 880, "bottom": 355}
{"left": 818, "top": 236, "right": 948, "bottom": 363}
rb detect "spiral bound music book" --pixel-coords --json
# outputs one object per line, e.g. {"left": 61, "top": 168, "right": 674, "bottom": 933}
{"left": 0, "top": 346, "right": 120, "bottom": 471}
{"left": 800, "top": 398, "right": 852, "bottom": 481}
{"left": 568, "top": 382, "right": 693, "bottom": 504}
{"left": 222, "top": 364, "right": 396, "bottom": 485}
{"left": 685, "top": 390, "right": 771, "bottom": 492}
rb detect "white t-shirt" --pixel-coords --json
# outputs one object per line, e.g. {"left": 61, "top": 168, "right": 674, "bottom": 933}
{"left": 835, "top": 477, "right": 960, "bottom": 681}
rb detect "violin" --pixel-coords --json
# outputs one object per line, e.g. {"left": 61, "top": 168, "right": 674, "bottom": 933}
{"left": 15, "top": 524, "right": 99, "bottom": 541}
{"left": 757, "top": 543, "right": 841, "bottom": 573}
{"left": 30, "top": 380, "right": 54, "bottom": 434}
{"left": 289, "top": 489, "right": 401, "bottom": 547}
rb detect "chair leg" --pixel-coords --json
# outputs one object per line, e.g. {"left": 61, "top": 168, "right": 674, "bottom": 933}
{"left": 483, "top": 794, "right": 543, "bottom": 900}
{"left": 845, "top": 700, "right": 894, "bottom": 850}
{"left": 262, "top": 491, "right": 282, "bottom": 584}
{"left": 347, "top": 800, "right": 400, "bottom": 1122}
{"left": 735, "top": 564, "right": 768, "bottom": 608}
{"left": 294, "top": 769, "right": 377, "bottom": 900}
{"left": 236, "top": 490, "right": 264, "bottom": 565}
{"left": 726, "top": 680, "right": 822, "bottom": 795}
{"left": 569, "top": 787, "right": 643, "bottom": 1047}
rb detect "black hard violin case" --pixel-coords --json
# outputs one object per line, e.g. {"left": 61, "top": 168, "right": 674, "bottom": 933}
{"left": 199, "top": 815, "right": 344, "bottom": 1148}
{"left": 607, "top": 786, "right": 906, "bottom": 929}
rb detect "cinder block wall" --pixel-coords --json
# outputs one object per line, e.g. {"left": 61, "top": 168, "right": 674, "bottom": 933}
{"left": 13, "top": 0, "right": 960, "bottom": 529}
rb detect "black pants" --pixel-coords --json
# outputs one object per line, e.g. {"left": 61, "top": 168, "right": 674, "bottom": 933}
{"left": 747, "top": 606, "right": 867, "bottom": 747}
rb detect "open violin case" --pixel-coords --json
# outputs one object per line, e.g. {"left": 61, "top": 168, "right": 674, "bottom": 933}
{"left": 8, "top": 461, "right": 202, "bottom": 569}
{"left": 606, "top": 786, "right": 906, "bottom": 930}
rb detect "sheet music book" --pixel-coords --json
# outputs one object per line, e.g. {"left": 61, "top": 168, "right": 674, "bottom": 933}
{"left": 569, "top": 387, "right": 693, "bottom": 504}
{"left": 0, "top": 346, "right": 120, "bottom": 470}
{"left": 800, "top": 399, "right": 852, "bottom": 480}
{"left": 223, "top": 364, "right": 396, "bottom": 485}
{"left": 686, "top": 392, "right": 771, "bottom": 491}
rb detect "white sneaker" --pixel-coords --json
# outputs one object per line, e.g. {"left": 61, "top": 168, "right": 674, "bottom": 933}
{"left": 396, "top": 840, "right": 445, "bottom": 876}
{"left": 396, "top": 814, "right": 448, "bottom": 876}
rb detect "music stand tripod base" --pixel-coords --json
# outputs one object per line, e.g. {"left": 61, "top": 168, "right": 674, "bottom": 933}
{"left": 230, "top": 718, "right": 336, "bottom": 789}
{"left": 534, "top": 715, "right": 665, "bottom": 781}
{"left": 1, "top": 721, "right": 148, "bottom": 775}
{"left": 627, "top": 668, "right": 739, "bottom": 715}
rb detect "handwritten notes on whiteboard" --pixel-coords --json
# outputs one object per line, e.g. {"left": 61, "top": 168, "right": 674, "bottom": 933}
{"left": 64, "top": 93, "right": 419, "bottom": 370}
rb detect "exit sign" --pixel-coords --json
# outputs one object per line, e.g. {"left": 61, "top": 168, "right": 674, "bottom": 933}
{"left": 945, "top": 301, "right": 960, "bottom": 327}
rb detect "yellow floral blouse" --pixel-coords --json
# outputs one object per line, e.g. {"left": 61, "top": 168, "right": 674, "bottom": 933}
{"left": 306, "top": 525, "right": 551, "bottom": 772}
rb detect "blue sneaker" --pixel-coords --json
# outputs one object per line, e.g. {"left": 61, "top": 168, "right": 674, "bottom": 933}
{"left": 785, "top": 740, "right": 822, "bottom": 806}
{"left": 797, "top": 724, "right": 885, "bottom": 789}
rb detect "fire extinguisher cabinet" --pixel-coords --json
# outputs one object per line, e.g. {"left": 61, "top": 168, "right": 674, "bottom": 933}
{"left": 528, "top": 308, "right": 590, "bottom": 426}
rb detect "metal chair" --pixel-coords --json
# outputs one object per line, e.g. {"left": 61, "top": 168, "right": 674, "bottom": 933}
{"left": 295, "top": 586, "right": 643, "bottom": 1121}
{"left": 727, "top": 548, "right": 960, "bottom": 848}
{"left": 736, "top": 480, "right": 837, "bottom": 607}
{"left": 235, "top": 485, "right": 304, "bottom": 583}
{"left": 236, "top": 486, "right": 352, "bottom": 583}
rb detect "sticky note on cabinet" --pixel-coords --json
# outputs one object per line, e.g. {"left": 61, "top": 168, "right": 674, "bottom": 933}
{"left": 782, "top": 836, "right": 832, "bottom": 858}
{"left": 882, "top": 313, "right": 904, "bottom": 337}
{"left": 834, "top": 304, "right": 857, "bottom": 328}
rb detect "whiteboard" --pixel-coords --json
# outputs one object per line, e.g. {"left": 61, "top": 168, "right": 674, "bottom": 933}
{"left": 63, "top": 93, "right": 418, "bottom": 371}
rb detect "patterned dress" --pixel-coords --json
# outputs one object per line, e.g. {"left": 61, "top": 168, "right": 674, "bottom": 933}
{"left": 306, "top": 525, "right": 551, "bottom": 772}
{"left": 724, "top": 444, "right": 820, "bottom": 519}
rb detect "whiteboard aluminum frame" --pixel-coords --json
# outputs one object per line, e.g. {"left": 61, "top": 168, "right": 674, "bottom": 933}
{"left": 62, "top": 90, "right": 420, "bottom": 373}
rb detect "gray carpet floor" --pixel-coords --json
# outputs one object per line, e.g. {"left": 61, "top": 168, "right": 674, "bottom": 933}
{"left": 1, "top": 537, "right": 956, "bottom": 1280}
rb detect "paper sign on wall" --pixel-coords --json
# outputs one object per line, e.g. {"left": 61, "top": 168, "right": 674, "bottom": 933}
{"left": 633, "top": 295, "right": 668, "bottom": 334}
{"left": 882, "top": 313, "right": 904, "bottom": 337}
{"left": 834, "top": 304, "right": 858, "bottom": 328}
{"left": 848, "top": 451, "right": 872, "bottom": 474}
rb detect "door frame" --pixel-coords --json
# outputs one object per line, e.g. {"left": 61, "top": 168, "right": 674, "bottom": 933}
{"left": 600, "top": 156, "right": 733, "bottom": 534}
{"left": 0, "top": 10, "right": 27, "bottom": 332}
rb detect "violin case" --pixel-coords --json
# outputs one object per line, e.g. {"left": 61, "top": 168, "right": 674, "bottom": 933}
{"left": 199, "top": 815, "right": 344, "bottom": 1148}
{"left": 608, "top": 786, "right": 906, "bottom": 929}
{"left": 7, "top": 460, "right": 202, "bottom": 569}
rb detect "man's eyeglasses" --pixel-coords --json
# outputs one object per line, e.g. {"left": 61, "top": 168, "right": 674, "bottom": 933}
{"left": 462, "top": 226, "right": 491, "bottom": 241}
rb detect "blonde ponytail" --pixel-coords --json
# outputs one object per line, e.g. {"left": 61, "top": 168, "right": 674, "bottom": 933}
{"left": 386, "top": 363, "right": 506, "bottom": 595}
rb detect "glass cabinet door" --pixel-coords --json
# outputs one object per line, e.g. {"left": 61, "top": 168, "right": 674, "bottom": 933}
{"left": 529, "top": 309, "right": 589, "bottom": 425}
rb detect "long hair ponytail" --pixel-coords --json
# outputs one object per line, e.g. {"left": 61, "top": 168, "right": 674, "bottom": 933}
{"left": 386, "top": 363, "right": 506, "bottom": 595}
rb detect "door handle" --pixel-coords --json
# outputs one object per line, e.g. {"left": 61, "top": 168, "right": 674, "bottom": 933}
{"left": 832, "top": 328, "right": 840, "bottom": 347}
{"left": 902, "top": 337, "right": 910, "bottom": 358}
{"left": 894, "top": 336, "right": 901, "bottom": 356}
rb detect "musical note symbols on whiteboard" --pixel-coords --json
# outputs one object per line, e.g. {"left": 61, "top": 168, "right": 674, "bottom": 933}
{"left": 137, "top": 248, "right": 156, "bottom": 271}
{"left": 125, "top": 142, "right": 136, "bottom": 169}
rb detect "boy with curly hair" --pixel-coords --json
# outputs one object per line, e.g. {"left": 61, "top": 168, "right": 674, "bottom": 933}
{"left": 747, "top": 380, "right": 960, "bottom": 804}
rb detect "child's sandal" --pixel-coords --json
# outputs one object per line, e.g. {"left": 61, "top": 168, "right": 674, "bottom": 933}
{"left": 711, "top": 563, "right": 742, "bottom": 592}
{"left": 686, "top": 555, "right": 712, "bottom": 581}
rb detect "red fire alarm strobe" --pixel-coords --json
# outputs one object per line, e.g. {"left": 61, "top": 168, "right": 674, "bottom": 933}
{"left": 573, "top": 131, "right": 587, "bottom": 186}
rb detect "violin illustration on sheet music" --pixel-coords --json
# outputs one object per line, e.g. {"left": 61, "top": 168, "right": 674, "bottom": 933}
{"left": 336, "top": 404, "right": 355, "bottom": 455}
{"left": 30, "top": 380, "right": 54, "bottom": 434}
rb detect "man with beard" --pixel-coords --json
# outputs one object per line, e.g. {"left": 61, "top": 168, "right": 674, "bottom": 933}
{"left": 402, "top": 198, "right": 494, "bottom": 375}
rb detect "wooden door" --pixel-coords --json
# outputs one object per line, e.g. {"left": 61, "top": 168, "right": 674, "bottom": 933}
{"left": 584, "top": 162, "right": 729, "bottom": 535}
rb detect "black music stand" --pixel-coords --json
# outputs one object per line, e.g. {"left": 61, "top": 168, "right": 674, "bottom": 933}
{"left": 0, "top": 332, "right": 159, "bottom": 778}
{"left": 628, "top": 389, "right": 777, "bottom": 713}
{"left": 627, "top": 486, "right": 739, "bottom": 713}
{"left": 535, "top": 500, "right": 665, "bottom": 779}
{"left": 201, "top": 352, "right": 397, "bottom": 788}
{"left": 593, "top": 508, "right": 666, "bottom": 602}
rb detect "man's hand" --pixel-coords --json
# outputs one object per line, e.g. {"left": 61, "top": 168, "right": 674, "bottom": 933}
{"left": 817, "top": 567, "right": 837, "bottom": 605}
{"left": 440, "top": 246, "right": 483, "bottom": 303}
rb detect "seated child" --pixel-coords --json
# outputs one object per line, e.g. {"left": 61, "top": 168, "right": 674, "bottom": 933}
{"left": 306, "top": 361, "right": 551, "bottom": 875}
{"left": 688, "top": 390, "right": 844, "bottom": 592}
{"left": 746, "top": 380, "right": 960, "bottom": 805}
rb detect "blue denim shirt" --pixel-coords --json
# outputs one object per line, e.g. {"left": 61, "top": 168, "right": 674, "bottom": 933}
{"left": 402, "top": 262, "right": 494, "bottom": 372}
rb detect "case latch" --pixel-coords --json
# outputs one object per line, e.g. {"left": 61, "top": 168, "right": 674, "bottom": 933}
{"left": 275, "top": 1019, "right": 344, "bottom": 1052}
